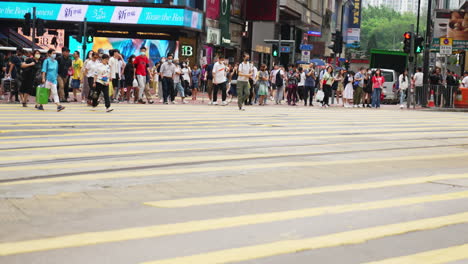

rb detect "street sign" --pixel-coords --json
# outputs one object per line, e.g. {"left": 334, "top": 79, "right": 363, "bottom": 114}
{"left": 307, "top": 31, "right": 321, "bottom": 37}
{"left": 280, "top": 46, "right": 291, "bottom": 53}
{"left": 301, "top": 50, "right": 310, "bottom": 62}
{"left": 440, "top": 37, "right": 453, "bottom": 55}
{"left": 300, "top": 44, "right": 313, "bottom": 51}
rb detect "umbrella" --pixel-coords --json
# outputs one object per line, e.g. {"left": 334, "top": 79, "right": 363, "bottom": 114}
{"left": 310, "top": 59, "right": 325, "bottom": 66}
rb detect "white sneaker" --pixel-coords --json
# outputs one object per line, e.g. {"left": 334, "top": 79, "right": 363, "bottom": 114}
{"left": 239, "top": 107, "right": 246, "bottom": 111}
{"left": 183, "top": 100, "right": 188, "bottom": 104}
{"left": 81, "top": 100, "right": 86, "bottom": 104}
{"left": 171, "top": 101, "right": 176, "bottom": 104}
{"left": 222, "top": 101, "right": 228, "bottom": 106}
{"left": 212, "top": 101, "right": 218, "bottom": 105}
{"left": 400, "top": 104, "right": 404, "bottom": 109}
{"left": 353, "top": 105, "right": 357, "bottom": 108}
{"left": 159, "top": 99, "right": 163, "bottom": 103}
{"left": 358, "top": 105, "right": 362, "bottom": 108}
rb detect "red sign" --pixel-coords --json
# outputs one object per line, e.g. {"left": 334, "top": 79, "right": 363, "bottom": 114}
{"left": 246, "top": 0, "right": 277, "bottom": 21}
{"left": 206, "top": 0, "right": 220, "bottom": 20}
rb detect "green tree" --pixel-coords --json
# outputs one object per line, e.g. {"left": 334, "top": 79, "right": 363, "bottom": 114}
{"left": 360, "top": 6, "right": 426, "bottom": 54}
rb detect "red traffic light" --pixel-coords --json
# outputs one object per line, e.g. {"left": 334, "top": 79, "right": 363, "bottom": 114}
{"left": 403, "top": 32, "right": 411, "bottom": 39}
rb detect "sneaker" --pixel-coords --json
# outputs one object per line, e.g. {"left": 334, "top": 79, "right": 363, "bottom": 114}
{"left": 183, "top": 101, "right": 188, "bottom": 104}
{"left": 222, "top": 101, "right": 228, "bottom": 106}
{"left": 149, "top": 100, "right": 154, "bottom": 104}
{"left": 171, "top": 101, "right": 176, "bottom": 104}
{"left": 37, "top": 105, "right": 44, "bottom": 111}
{"left": 159, "top": 99, "right": 163, "bottom": 103}
{"left": 358, "top": 105, "right": 362, "bottom": 108}
{"left": 164, "top": 101, "right": 169, "bottom": 104}
{"left": 81, "top": 100, "right": 86, "bottom": 104}
{"left": 138, "top": 99, "right": 146, "bottom": 104}
{"left": 353, "top": 105, "right": 357, "bottom": 108}
{"left": 367, "top": 104, "right": 371, "bottom": 108}
{"left": 212, "top": 101, "right": 218, "bottom": 105}
{"left": 208, "top": 101, "right": 213, "bottom": 105}
{"left": 400, "top": 104, "right": 404, "bottom": 109}
{"left": 57, "top": 105, "right": 65, "bottom": 112}
{"left": 22, "top": 103, "right": 27, "bottom": 107}
{"left": 239, "top": 107, "right": 246, "bottom": 111}
{"left": 74, "top": 98, "right": 78, "bottom": 102}
{"left": 106, "top": 108, "right": 114, "bottom": 113}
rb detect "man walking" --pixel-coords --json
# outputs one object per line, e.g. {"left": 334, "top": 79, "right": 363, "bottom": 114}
{"left": 57, "top": 47, "right": 72, "bottom": 102}
{"left": 205, "top": 58, "right": 217, "bottom": 104}
{"left": 237, "top": 54, "right": 253, "bottom": 110}
{"left": 212, "top": 56, "right": 228, "bottom": 106}
{"left": 133, "top": 47, "right": 153, "bottom": 104}
{"left": 160, "top": 54, "right": 176, "bottom": 104}
{"left": 109, "top": 49, "right": 122, "bottom": 103}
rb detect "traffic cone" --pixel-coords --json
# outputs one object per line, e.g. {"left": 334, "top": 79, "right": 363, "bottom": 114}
{"left": 428, "top": 90, "right": 435, "bottom": 108}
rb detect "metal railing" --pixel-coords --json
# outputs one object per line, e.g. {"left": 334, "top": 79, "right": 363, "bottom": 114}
{"left": 414, "top": 84, "right": 460, "bottom": 108}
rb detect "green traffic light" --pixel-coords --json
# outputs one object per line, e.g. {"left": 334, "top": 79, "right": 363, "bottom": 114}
{"left": 86, "top": 36, "right": 93, "bottom": 44}
{"left": 273, "top": 50, "right": 278, "bottom": 57}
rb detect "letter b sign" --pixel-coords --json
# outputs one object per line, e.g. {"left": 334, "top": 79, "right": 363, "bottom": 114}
{"left": 181, "top": 45, "right": 193, "bottom": 57}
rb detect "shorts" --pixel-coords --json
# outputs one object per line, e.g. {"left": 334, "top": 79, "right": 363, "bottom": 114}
{"left": 71, "top": 79, "right": 81, "bottom": 89}
{"left": 271, "top": 83, "right": 277, "bottom": 90}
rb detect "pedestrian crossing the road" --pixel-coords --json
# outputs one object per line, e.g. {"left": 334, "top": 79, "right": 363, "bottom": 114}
{"left": 0, "top": 104, "right": 468, "bottom": 264}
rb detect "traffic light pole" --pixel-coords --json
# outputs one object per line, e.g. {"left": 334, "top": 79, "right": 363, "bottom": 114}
{"left": 31, "top": 7, "right": 36, "bottom": 50}
{"left": 408, "top": 24, "right": 415, "bottom": 109}
{"left": 278, "top": 33, "right": 282, "bottom": 65}
{"left": 82, "top": 18, "right": 87, "bottom": 61}
{"left": 422, "top": 0, "right": 432, "bottom": 108}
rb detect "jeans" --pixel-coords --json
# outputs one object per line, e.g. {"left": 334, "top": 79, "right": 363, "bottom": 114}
{"left": 162, "top": 77, "right": 174, "bottom": 103}
{"left": 304, "top": 85, "right": 315, "bottom": 105}
{"left": 237, "top": 81, "right": 250, "bottom": 108}
{"left": 175, "top": 82, "right": 185, "bottom": 97}
{"left": 213, "top": 81, "right": 227, "bottom": 102}
{"left": 275, "top": 85, "right": 284, "bottom": 104}
{"left": 400, "top": 89, "right": 406, "bottom": 105}
{"left": 94, "top": 83, "right": 111, "bottom": 108}
{"left": 372, "top": 88, "right": 382, "bottom": 108}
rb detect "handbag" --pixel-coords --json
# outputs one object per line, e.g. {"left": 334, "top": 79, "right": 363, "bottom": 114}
{"left": 316, "top": 90, "right": 324, "bottom": 101}
{"left": 36, "top": 85, "right": 50, "bottom": 104}
{"left": 132, "top": 79, "right": 138, "bottom": 87}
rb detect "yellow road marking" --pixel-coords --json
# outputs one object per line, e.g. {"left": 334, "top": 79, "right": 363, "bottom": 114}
{"left": 146, "top": 173, "right": 468, "bottom": 208}
{"left": 363, "top": 244, "right": 468, "bottom": 264}
{"left": 0, "top": 137, "right": 459, "bottom": 163}
{"left": 2, "top": 152, "right": 468, "bottom": 186}
{"left": 140, "top": 212, "right": 468, "bottom": 264}
{"left": 2, "top": 191, "right": 468, "bottom": 256}
{"left": 2, "top": 127, "right": 468, "bottom": 145}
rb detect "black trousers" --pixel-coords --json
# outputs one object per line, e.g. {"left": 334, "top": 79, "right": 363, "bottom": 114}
{"left": 162, "top": 77, "right": 175, "bottom": 103}
{"left": 213, "top": 81, "right": 227, "bottom": 102}
{"left": 304, "top": 85, "right": 315, "bottom": 105}
{"left": 248, "top": 79, "right": 254, "bottom": 104}
{"left": 93, "top": 83, "right": 111, "bottom": 108}
{"left": 87, "top": 77, "right": 94, "bottom": 100}
{"left": 323, "top": 84, "right": 332, "bottom": 106}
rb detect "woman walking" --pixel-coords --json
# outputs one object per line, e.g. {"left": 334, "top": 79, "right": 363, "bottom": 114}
{"left": 39, "top": 49, "right": 65, "bottom": 111}
{"left": 399, "top": 69, "right": 409, "bottom": 109}
{"left": 257, "top": 64, "right": 269, "bottom": 106}
{"left": 321, "top": 66, "right": 334, "bottom": 107}
{"left": 334, "top": 69, "right": 345, "bottom": 106}
{"left": 191, "top": 65, "right": 201, "bottom": 100}
{"left": 92, "top": 54, "right": 113, "bottom": 112}
{"left": 343, "top": 71, "right": 354, "bottom": 108}
{"left": 228, "top": 63, "right": 238, "bottom": 103}
{"left": 123, "top": 55, "right": 138, "bottom": 103}
{"left": 286, "top": 65, "right": 299, "bottom": 106}
{"left": 20, "top": 50, "right": 42, "bottom": 107}
{"left": 371, "top": 69, "right": 385, "bottom": 108}
{"left": 297, "top": 67, "right": 306, "bottom": 104}
{"left": 82, "top": 51, "right": 100, "bottom": 105}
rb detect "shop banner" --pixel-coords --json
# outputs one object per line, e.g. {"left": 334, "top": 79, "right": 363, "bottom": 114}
{"left": 347, "top": 0, "right": 361, "bottom": 46}
{"left": 0, "top": 1, "right": 203, "bottom": 30}
{"left": 219, "top": 0, "right": 231, "bottom": 46}
{"left": 432, "top": 9, "right": 468, "bottom": 50}
{"left": 206, "top": 0, "right": 220, "bottom": 20}
{"left": 246, "top": 0, "right": 277, "bottom": 21}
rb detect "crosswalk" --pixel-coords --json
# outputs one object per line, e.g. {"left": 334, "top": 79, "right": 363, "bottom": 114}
{"left": 0, "top": 104, "right": 468, "bottom": 263}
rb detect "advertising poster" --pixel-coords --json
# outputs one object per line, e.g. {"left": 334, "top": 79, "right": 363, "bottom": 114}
{"left": 432, "top": 10, "right": 468, "bottom": 50}
{"left": 18, "top": 28, "right": 65, "bottom": 53}
{"left": 206, "top": 0, "right": 220, "bottom": 20}
{"left": 219, "top": 0, "right": 231, "bottom": 46}
{"left": 69, "top": 37, "right": 178, "bottom": 64}
{"left": 347, "top": 0, "right": 361, "bottom": 47}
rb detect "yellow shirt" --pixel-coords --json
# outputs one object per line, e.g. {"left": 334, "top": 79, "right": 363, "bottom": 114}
{"left": 72, "top": 59, "right": 83, "bottom": 80}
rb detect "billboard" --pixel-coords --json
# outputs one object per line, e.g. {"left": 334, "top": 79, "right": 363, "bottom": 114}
{"left": 69, "top": 37, "right": 178, "bottom": 64}
{"left": 18, "top": 28, "right": 65, "bottom": 53}
{"left": 246, "top": 0, "right": 277, "bottom": 21}
{"left": 0, "top": 1, "right": 203, "bottom": 30}
{"left": 432, "top": 9, "right": 468, "bottom": 50}
{"left": 346, "top": 0, "right": 361, "bottom": 47}
{"left": 206, "top": 0, "right": 220, "bottom": 20}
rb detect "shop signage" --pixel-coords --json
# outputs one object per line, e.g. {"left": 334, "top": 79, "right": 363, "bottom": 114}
{"left": 206, "top": 0, "right": 220, "bottom": 20}
{"left": 439, "top": 37, "right": 453, "bottom": 55}
{"left": 181, "top": 45, "right": 194, "bottom": 56}
{"left": 300, "top": 44, "right": 313, "bottom": 51}
{"left": 219, "top": 0, "right": 231, "bottom": 46}
{"left": 207, "top": 27, "right": 221, "bottom": 45}
{"left": 307, "top": 31, "right": 321, "bottom": 37}
{"left": 0, "top": 1, "right": 203, "bottom": 30}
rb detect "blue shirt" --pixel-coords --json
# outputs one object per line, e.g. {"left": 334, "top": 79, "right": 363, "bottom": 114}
{"left": 192, "top": 69, "right": 201, "bottom": 83}
{"left": 305, "top": 70, "right": 315, "bottom": 87}
{"left": 42, "top": 58, "right": 58, "bottom": 85}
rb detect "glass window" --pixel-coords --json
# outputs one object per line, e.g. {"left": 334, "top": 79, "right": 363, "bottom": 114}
{"left": 382, "top": 71, "right": 394, "bottom": 82}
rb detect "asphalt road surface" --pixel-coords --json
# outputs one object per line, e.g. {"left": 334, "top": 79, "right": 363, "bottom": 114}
{"left": 1, "top": 103, "right": 468, "bottom": 264}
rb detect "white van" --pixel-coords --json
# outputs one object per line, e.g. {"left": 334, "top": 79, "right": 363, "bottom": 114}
{"left": 371, "top": 68, "right": 398, "bottom": 102}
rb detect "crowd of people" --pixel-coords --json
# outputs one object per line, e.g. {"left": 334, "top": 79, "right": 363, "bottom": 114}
{"left": 2, "top": 47, "right": 468, "bottom": 112}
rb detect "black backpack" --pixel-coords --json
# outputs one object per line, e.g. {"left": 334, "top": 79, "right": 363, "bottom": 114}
{"left": 276, "top": 70, "right": 283, "bottom": 87}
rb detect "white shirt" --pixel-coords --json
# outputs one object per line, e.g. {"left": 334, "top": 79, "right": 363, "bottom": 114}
{"left": 399, "top": 74, "right": 409, "bottom": 90}
{"left": 95, "top": 63, "right": 111, "bottom": 85}
{"left": 85, "top": 60, "right": 99, "bottom": 78}
{"left": 298, "top": 72, "right": 306, "bottom": 86}
{"left": 109, "top": 57, "right": 120, "bottom": 78}
{"left": 238, "top": 62, "right": 252, "bottom": 82}
{"left": 182, "top": 67, "right": 191, "bottom": 84}
{"left": 413, "top": 72, "right": 424, "bottom": 86}
{"left": 463, "top": 76, "right": 468, "bottom": 88}
{"left": 213, "top": 62, "right": 227, "bottom": 84}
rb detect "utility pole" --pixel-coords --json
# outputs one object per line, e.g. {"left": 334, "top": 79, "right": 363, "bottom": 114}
{"left": 416, "top": 0, "right": 421, "bottom": 35}
{"left": 82, "top": 18, "right": 87, "bottom": 61}
{"left": 408, "top": 24, "right": 415, "bottom": 109}
{"left": 31, "top": 7, "right": 36, "bottom": 50}
{"left": 422, "top": 0, "right": 433, "bottom": 108}
{"left": 278, "top": 32, "right": 282, "bottom": 65}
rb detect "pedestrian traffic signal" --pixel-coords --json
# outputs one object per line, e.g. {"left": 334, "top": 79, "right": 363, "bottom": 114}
{"left": 36, "top": 18, "right": 45, "bottom": 36}
{"left": 403, "top": 32, "right": 411, "bottom": 53}
{"left": 272, "top": 44, "right": 279, "bottom": 57}
{"left": 72, "top": 23, "right": 84, "bottom": 43}
{"left": 415, "top": 35, "right": 424, "bottom": 53}
{"left": 23, "top": 12, "right": 31, "bottom": 36}
{"left": 344, "top": 59, "right": 350, "bottom": 70}
{"left": 86, "top": 27, "right": 95, "bottom": 44}
{"left": 328, "top": 31, "right": 343, "bottom": 54}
